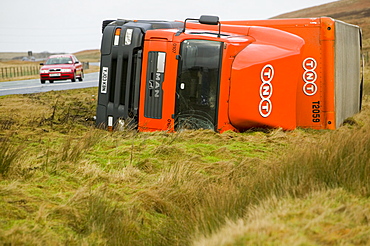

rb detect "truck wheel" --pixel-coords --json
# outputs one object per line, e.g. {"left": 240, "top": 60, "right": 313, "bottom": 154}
{"left": 71, "top": 72, "right": 76, "bottom": 82}
{"left": 49, "top": 80, "right": 54, "bottom": 83}
{"left": 40, "top": 80, "right": 45, "bottom": 84}
{"left": 78, "top": 71, "right": 84, "bottom": 81}
{"left": 102, "top": 20, "right": 115, "bottom": 33}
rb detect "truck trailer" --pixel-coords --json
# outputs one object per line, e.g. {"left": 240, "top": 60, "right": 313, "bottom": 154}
{"left": 96, "top": 16, "right": 363, "bottom": 133}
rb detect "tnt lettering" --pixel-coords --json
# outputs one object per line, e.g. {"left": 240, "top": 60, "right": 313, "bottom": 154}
{"left": 302, "top": 58, "right": 318, "bottom": 96}
{"left": 263, "top": 86, "right": 270, "bottom": 96}
{"left": 261, "top": 101, "right": 270, "bottom": 112}
{"left": 303, "top": 59, "right": 317, "bottom": 70}
{"left": 259, "top": 64, "right": 274, "bottom": 117}
{"left": 264, "top": 70, "right": 272, "bottom": 80}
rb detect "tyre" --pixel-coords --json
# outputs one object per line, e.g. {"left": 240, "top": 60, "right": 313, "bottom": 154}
{"left": 78, "top": 71, "right": 84, "bottom": 81}
{"left": 102, "top": 20, "right": 115, "bottom": 33}
{"left": 71, "top": 72, "right": 76, "bottom": 82}
{"left": 40, "top": 80, "right": 45, "bottom": 84}
{"left": 49, "top": 80, "right": 54, "bottom": 83}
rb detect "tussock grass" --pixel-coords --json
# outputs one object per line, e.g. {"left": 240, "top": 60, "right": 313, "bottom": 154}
{"left": 276, "top": 126, "right": 370, "bottom": 197}
{"left": 193, "top": 188, "right": 370, "bottom": 246}
{"left": 0, "top": 137, "right": 23, "bottom": 177}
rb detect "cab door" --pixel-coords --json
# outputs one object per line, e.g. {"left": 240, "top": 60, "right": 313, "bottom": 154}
{"left": 174, "top": 39, "right": 223, "bottom": 131}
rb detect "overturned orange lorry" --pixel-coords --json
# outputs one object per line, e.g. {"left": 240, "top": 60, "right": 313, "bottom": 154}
{"left": 96, "top": 16, "right": 363, "bottom": 132}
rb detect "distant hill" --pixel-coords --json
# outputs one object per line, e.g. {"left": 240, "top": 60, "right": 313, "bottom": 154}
{"left": 272, "top": 0, "right": 370, "bottom": 46}
{"left": 73, "top": 49, "right": 100, "bottom": 62}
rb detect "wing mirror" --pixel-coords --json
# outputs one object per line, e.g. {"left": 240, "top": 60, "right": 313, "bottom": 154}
{"left": 199, "top": 15, "right": 219, "bottom": 25}
{"left": 177, "top": 15, "right": 221, "bottom": 37}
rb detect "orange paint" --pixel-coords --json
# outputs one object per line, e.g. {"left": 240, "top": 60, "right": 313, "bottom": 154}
{"left": 98, "top": 17, "right": 361, "bottom": 132}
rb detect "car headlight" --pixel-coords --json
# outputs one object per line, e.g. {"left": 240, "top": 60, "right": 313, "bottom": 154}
{"left": 40, "top": 69, "right": 49, "bottom": 73}
{"left": 61, "top": 69, "right": 72, "bottom": 72}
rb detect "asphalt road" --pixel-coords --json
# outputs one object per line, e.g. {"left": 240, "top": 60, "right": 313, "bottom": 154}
{"left": 0, "top": 72, "right": 99, "bottom": 96}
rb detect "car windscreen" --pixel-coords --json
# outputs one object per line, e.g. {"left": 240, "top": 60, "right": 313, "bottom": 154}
{"left": 46, "top": 57, "right": 72, "bottom": 65}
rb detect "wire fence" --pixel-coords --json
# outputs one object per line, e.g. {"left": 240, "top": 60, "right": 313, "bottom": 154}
{"left": 0, "top": 66, "right": 40, "bottom": 79}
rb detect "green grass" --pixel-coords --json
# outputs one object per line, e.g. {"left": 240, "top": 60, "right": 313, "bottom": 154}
{"left": 194, "top": 188, "right": 370, "bottom": 245}
{"left": 0, "top": 66, "right": 369, "bottom": 245}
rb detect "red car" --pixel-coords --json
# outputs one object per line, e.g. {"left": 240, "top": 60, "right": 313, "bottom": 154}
{"left": 39, "top": 54, "right": 83, "bottom": 84}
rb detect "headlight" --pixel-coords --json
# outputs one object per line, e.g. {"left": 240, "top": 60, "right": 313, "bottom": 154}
{"left": 61, "top": 69, "right": 72, "bottom": 72}
{"left": 40, "top": 69, "right": 49, "bottom": 73}
{"left": 125, "top": 29, "right": 133, "bottom": 45}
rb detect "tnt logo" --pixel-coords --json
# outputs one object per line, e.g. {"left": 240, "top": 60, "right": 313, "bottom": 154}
{"left": 259, "top": 64, "right": 274, "bottom": 118}
{"left": 303, "top": 58, "right": 317, "bottom": 71}
{"left": 260, "top": 83, "right": 273, "bottom": 97}
{"left": 303, "top": 70, "right": 317, "bottom": 83}
{"left": 261, "top": 65, "right": 274, "bottom": 83}
{"left": 303, "top": 83, "right": 317, "bottom": 95}
{"left": 259, "top": 99, "right": 272, "bottom": 118}
{"left": 302, "top": 58, "right": 318, "bottom": 96}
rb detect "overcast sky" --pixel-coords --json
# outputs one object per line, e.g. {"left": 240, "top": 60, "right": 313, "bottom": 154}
{"left": 0, "top": 0, "right": 337, "bottom": 53}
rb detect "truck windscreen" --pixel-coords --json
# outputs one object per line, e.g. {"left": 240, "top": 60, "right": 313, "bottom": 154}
{"left": 175, "top": 39, "right": 223, "bottom": 130}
